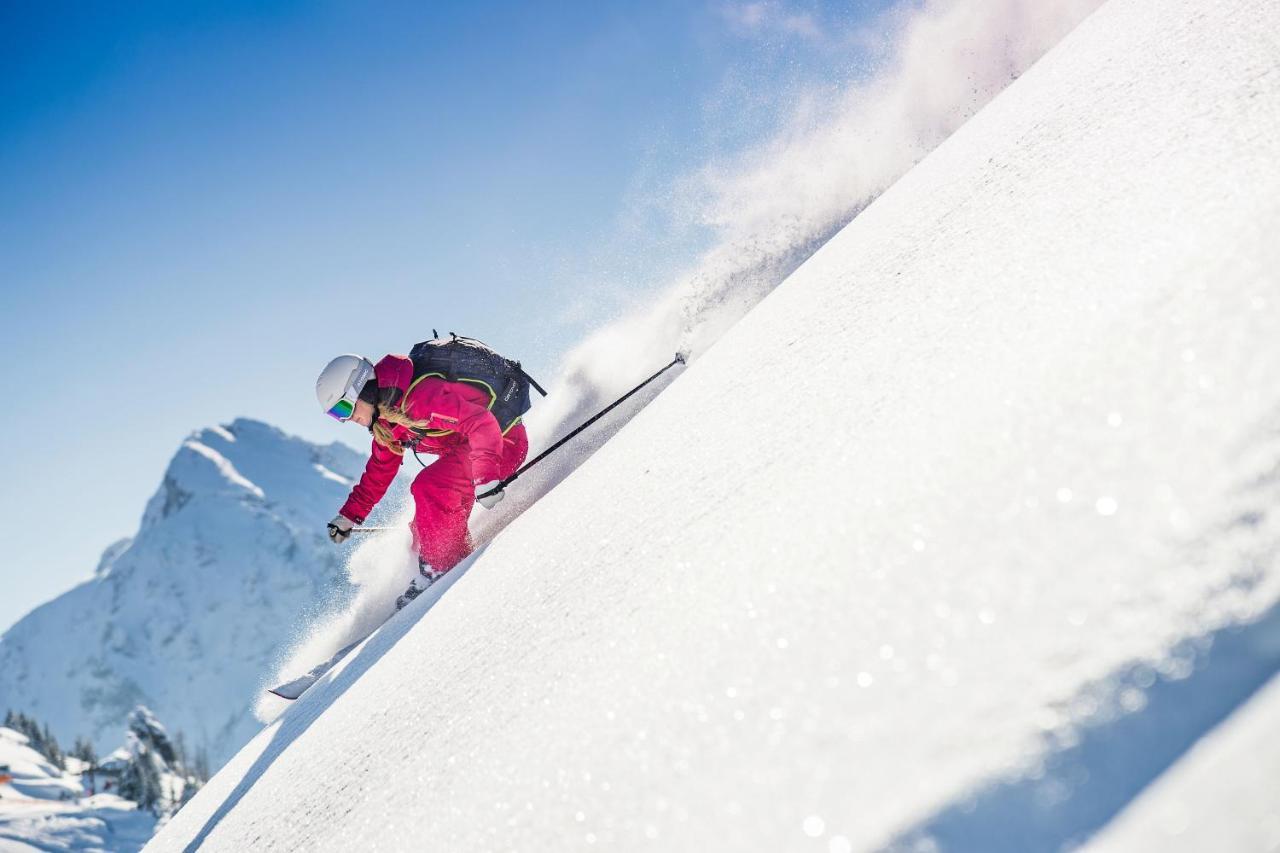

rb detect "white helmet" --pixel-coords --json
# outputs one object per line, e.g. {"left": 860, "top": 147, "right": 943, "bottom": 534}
{"left": 316, "top": 355, "right": 375, "bottom": 421}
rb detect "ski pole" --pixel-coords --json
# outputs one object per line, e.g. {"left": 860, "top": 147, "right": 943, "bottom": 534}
{"left": 477, "top": 351, "right": 687, "bottom": 501}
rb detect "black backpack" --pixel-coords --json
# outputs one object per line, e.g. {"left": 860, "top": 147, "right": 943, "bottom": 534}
{"left": 407, "top": 334, "right": 546, "bottom": 433}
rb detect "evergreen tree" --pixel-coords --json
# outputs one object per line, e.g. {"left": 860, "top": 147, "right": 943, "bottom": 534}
{"left": 13, "top": 713, "right": 40, "bottom": 751}
{"left": 3, "top": 710, "right": 67, "bottom": 770}
{"left": 23, "top": 715, "right": 43, "bottom": 755}
{"left": 178, "top": 777, "right": 200, "bottom": 809}
{"left": 71, "top": 735, "right": 99, "bottom": 798}
{"left": 41, "top": 723, "right": 64, "bottom": 770}
{"left": 116, "top": 705, "right": 198, "bottom": 816}
{"left": 192, "top": 746, "right": 211, "bottom": 783}
{"left": 126, "top": 706, "right": 177, "bottom": 767}
{"left": 117, "top": 752, "right": 143, "bottom": 806}
{"left": 142, "top": 756, "right": 163, "bottom": 814}
{"left": 118, "top": 746, "right": 164, "bottom": 814}
{"left": 71, "top": 736, "right": 98, "bottom": 767}
{"left": 163, "top": 730, "right": 204, "bottom": 814}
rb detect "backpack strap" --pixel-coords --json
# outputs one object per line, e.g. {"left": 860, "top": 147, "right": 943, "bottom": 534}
{"left": 516, "top": 362, "right": 547, "bottom": 397}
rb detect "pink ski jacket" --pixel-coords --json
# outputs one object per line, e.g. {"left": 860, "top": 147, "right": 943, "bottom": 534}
{"left": 338, "top": 354, "right": 505, "bottom": 524}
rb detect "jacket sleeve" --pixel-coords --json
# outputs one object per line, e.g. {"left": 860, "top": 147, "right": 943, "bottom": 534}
{"left": 339, "top": 438, "right": 403, "bottom": 524}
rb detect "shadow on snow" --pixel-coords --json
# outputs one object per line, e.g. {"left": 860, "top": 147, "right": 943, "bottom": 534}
{"left": 181, "top": 547, "right": 487, "bottom": 853}
{"left": 884, "top": 598, "right": 1280, "bottom": 852}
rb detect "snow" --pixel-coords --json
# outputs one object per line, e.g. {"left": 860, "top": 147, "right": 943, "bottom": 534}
{"left": 0, "top": 727, "right": 81, "bottom": 803}
{"left": 147, "top": 0, "right": 1280, "bottom": 850}
{"left": 253, "top": 519, "right": 420, "bottom": 723}
{"left": 179, "top": 440, "right": 266, "bottom": 500}
{"left": 0, "top": 800, "right": 156, "bottom": 853}
{"left": 311, "top": 464, "right": 352, "bottom": 487}
{"left": 514, "top": 0, "right": 1107, "bottom": 513}
{"left": 0, "top": 419, "right": 368, "bottom": 768}
{"left": 0, "top": 727, "right": 155, "bottom": 852}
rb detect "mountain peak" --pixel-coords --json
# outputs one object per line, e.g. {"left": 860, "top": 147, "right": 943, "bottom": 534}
{"left": 219, "top": 417, "right": 286, "bottom": 441}
{"left": 134, "top": 417, "right": 364, "bottom": 532}
{"left": 0, "top": 418, "right": 369, "bottom": 768}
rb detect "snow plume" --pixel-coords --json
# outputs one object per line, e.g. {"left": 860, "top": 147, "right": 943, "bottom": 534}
{"left": 255, "top": 509, "right": 419, "bottom": 723}
{"left": 262, "top": 0, "right": 1107, "bottom": 718}
{"left": 518, "top": 0, "right": 1104, "bottom": 488}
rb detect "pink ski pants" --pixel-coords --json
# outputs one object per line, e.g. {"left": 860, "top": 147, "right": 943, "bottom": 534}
{"left": 410, "top": 424, "right": 528, "bottom": 571}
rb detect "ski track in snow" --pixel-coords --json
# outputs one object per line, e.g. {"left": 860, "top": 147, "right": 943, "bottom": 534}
{"left": 152, "top": 0, "right": 1280, "bottom": 849}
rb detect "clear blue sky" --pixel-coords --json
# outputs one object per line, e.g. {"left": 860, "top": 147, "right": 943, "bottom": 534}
{"left": 0, "top": 0, "right": 892, "bottom": 631}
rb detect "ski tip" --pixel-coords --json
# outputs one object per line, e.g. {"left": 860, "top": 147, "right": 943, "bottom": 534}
{"left": 674, "top": 350, "right": 689, "bottom": 364}
{"left": 266, "top": 688, "right": 299, "bottom": 701}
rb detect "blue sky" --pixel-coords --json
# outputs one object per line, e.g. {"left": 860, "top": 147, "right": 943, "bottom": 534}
{"left": 0, "top": 0, "right": 894, "bottom": 631}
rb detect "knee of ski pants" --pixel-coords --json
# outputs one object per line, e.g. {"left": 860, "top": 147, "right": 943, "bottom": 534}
{"left": 409, "top": 451, "right": 475, "bottom": 514}
{"left": 409, "top": 453, "right": 475, "bottom": 570}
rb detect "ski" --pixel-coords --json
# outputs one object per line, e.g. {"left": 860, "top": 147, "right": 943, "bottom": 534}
{"left": 266, "top": 572, "right": 434, "bottom": 700}
{"left": 267, "top": 635, "right": 367, "bottom": 700}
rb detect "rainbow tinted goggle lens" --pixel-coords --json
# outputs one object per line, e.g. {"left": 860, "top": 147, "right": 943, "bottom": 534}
{"left": 326, "top": 396, "right": 357, "bottom": 422}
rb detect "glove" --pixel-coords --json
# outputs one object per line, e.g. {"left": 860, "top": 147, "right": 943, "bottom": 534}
{"left": 475, "top": 481, "right": 505, "bottom": 510}
{"left": 327, "top": 514, "right": 355, "bottom": 544}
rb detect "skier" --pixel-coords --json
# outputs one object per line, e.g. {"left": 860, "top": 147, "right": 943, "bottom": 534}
{"left": 315, "top": 342, "right": 530, "bottom": 608}
{"left": 270, "top": 348, "right": 682, "bottom": 702}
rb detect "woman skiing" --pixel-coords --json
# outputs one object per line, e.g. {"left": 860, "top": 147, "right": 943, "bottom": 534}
{"left": 315, "top": 341, "right": 531, "bottom": 607}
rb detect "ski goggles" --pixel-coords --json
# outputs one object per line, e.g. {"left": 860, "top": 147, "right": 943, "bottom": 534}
{"left": 326, "top": 393, "right": 358, "bottom": 422}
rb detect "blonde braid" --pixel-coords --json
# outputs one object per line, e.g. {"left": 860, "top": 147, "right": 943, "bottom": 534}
{"left": 371, "top": 405, "right": 437, "bottom": 456}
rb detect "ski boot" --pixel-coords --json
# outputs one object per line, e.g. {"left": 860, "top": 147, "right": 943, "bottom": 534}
{"left": 395, "top": 559, "right": 446, "bottom": 610}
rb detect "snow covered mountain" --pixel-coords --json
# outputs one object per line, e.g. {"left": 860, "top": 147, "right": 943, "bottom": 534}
{"left": 148, "top": 0, "right": 1280, "bottom": 849}
{"left": 0, "top": 418, "right": 366, "bottom": 769}
{"left": 139, "top": 1, "right": 1280, "bottom": 851}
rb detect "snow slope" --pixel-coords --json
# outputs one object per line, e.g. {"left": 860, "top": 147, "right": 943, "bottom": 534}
{"left": 0, "top": 726, "right": 155, "bottom": 852}
{"left": 494, "top": 0, "right": 1107, "bottom": 541}
{"left": 0, "top": 726, "right": 83, "bottom": 804}
{"left": 0, "top": 419, "right": 365, "bottom": 768}
{"left": 151, "top": 0, "right": 1280, "bottom": 849}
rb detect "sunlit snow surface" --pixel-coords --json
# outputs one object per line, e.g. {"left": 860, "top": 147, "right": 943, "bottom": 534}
{"left": 0, "top": 727, "right": 156, "bottom": 852}
{"left": 150, "top": 0, "right": 1280, "bottom": 849}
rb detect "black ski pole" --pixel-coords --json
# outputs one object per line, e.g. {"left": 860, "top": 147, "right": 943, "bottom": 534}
{"left": 478, "top": 351, "right": 687, "bottom": 501}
